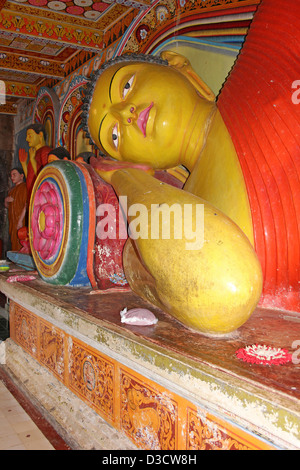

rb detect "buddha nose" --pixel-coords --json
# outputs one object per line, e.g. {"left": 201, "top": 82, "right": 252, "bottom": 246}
{"left": 127, "top": 106, "right": 136, "bottom": 123}
{"left": 114, "top": 103, "right": 137, "bottom": 124}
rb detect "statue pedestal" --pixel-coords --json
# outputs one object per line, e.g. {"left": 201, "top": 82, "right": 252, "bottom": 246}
{"left": 0, "top": 266, "right": 299, "bottom": 450}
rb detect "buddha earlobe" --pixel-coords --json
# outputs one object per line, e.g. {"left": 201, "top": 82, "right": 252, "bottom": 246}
{"left": 39, "top": 131, "right": 46, "bottom": 146}
{"left": 160, "top": 51, "right": 215, "bottom": 102}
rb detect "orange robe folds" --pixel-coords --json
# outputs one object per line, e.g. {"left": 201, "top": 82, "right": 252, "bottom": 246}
{"left": 7, "top": 182, "right": 27, "bottom": 251}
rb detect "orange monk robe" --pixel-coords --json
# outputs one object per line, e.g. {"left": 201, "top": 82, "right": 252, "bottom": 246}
{"left": 7, "top": 182, "right": 27, "bottom": 251}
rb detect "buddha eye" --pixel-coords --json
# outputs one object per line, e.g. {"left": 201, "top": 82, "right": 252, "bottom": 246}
{"left": 112, "top": 123, "right": 119, "bottom": 149}
{"left": 122, "top": 75, "right": 134, "bottom": 99}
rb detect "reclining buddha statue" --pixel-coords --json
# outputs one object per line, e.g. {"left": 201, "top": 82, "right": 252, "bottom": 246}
{"left": 81, "top": 51, "right": 263, "bottom": 336}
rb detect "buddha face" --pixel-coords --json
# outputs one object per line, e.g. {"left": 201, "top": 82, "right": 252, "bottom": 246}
{"left": 88, "top": 61, "right": 208, "bottom": 169}
{"left": 26, "top": 129, "right": 42, "bottom": 149}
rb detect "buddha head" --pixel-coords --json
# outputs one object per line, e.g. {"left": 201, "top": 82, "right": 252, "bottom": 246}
{"left": 47, "top": 146, "right": 70, "bottom": 163}
{"left": 26, "top": 123, "right": 47, "bottom": 151}
{"left": 83, "top": 52, "right": 215, "bottom": 170}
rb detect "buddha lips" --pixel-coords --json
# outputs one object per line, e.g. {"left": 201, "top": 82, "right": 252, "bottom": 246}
{"left": 137, "top": 102, "right": 153, "bottom": 137}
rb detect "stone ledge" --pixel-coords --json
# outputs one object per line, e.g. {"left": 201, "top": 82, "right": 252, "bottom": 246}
{"left": 4, "top": 338, "right": 137, "bottom": 451}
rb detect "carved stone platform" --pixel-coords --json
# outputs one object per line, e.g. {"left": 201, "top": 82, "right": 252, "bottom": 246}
{"left": 0, "top": 266, "right": 299, "bottom": 450}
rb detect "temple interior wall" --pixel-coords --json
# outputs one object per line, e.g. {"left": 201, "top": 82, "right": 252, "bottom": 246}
{"left": 0, "top": 114, "right": 14, "bottom": 257}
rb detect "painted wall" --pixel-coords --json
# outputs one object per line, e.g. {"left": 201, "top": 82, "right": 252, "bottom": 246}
{"left": 0, "top": 114, "right": 15, "bottom": 256}
{"left": 152, "top": 37, "right": 241, "bottom": 96}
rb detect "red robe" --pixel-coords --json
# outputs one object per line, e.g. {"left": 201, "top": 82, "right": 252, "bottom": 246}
{"left": 26, "top": 145, "right": 51, "bottom": 204}
{"left": 218, "top": 0, "right": 300, "bottom": 312}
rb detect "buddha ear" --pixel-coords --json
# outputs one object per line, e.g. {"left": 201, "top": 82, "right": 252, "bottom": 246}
{"left": 38, "top": 131, "right": 45, "bottom": 145}
{"left": 160, "top": 51, "right": 215, "bottom": 102}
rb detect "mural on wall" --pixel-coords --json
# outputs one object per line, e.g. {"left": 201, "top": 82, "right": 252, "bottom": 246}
{"left": 33, "top": 86, "right": 60, "bottom": 149}
{"left": 58, "top": 75, "right": 91, "bottom": 157}
{"left": 116, "top": 0, "right": 259, "bottom": 56}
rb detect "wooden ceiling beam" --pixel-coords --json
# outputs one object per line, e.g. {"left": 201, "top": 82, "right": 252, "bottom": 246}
{"left": 0, "top": 0, "right": 6, "bottom": 13}
{"left": 0, "top": 101, "right": 17, "bottom": 114}
{"left": 0, "top": 51, "right": 65, "bottom": 78}
{"left": 3, "top": 80, "right": 38, "bottom": 99}
{"left": 0, "top": 9, "right": 104, "bottom": 51}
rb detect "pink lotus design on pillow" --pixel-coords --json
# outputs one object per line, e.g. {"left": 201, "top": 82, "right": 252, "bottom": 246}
{"left": 31, "top": 181, "right": 63, "bottom": 260}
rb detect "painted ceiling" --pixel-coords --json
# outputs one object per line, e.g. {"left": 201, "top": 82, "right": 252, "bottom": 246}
{"left": 0, "top": 0, "right": 150, "bottom": 112}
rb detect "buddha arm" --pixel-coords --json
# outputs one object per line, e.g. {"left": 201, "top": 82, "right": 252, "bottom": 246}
{"left": 29, "top": 147, "right": 37, "bottom": 175}
{"left": 100, "top": 167, "right": 262, "bottom": 335}
{"left": 18, "top": 148, "right": 28, "bottom": 178}
{"left": 184, "top": 110, "right": 254, "bottom": 245}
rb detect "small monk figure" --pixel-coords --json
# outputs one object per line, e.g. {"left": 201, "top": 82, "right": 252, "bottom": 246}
{"left": 82, "top": 52, "right": 263, "bottom": 335}
{"left": 47, "top": 146, "right": 70, "bottom": 163}
{"left": 5, "top": 167, "right": 27, "bottom": 251}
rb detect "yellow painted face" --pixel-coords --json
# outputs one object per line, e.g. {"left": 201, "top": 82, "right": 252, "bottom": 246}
{"left": 87, "top": 61, "right": 203, "bottom": 169}
{"left": 26, "top": 129, "right": 41, "bottom": 149}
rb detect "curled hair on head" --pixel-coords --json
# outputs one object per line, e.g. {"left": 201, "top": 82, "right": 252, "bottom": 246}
{"left": 26, "top": 123, "right": 47, "bottom": 141}
{"left": 81, "top": 53, "right": 168, "bottom": 146}
{"left": 49, "top": 146, "right": 70, "bottom": 160}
